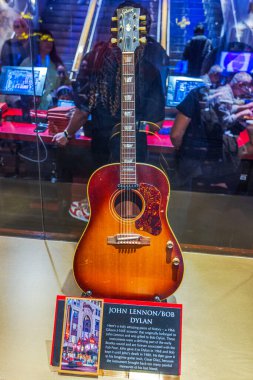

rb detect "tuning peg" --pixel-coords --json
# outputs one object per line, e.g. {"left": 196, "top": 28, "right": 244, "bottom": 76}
{"left": 139, "top": 37, "right": 147, "bottom": 44}
{"left": 111, "top": 16, "right": 118, "bottom": 21}
{"left": 139, "top": 15, "right": 146, "bottom": 21}
{"left": 139, "top": 27, "right": 147, "bottom": 33}
{"left": 111, "top": 38, "right": 117, "bottom": 44}
{"left": 111, "top": 28, "right": 118, "bottom": 32}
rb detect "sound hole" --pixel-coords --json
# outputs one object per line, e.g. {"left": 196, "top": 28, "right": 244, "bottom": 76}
{"left": 114, "top": 190, "right": 143, "bottom": 219}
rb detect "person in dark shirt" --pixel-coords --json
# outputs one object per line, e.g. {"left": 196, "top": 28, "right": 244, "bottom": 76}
{"left": 53, "top": 40, "right": 164, "bottom": 164}
{"left": 143, "top": 35, "right": 169, "bottom": 95}
{"left": 53, "top": 2, "right": 165, "bottom": 164}
{"left": 52, "top": 2, "right": 165, "bottom": 221}
{"left": 182, "top": 23, "right": 213, "bottom": 77}
{"left": 171, "top": 77, "right": 253, "bottom": 193}
{"left": 170, "top": 85, "right": 224, "bottom": 190}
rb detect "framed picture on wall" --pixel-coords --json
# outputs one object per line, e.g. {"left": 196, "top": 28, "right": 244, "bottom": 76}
{"left": 59, "top": 297, "right": 103, "bottom": 376}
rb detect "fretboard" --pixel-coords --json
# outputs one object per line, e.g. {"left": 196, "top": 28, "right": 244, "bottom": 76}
{"left": 120, "top": 52, "right": 136, "bottom": 185}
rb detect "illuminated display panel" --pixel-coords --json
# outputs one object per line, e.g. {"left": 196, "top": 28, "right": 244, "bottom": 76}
{"left": 166, "top": 76, "right": 204, "bottom": 107}
{"left": 219, "top": 51, "right": 253, "bottom": 73}
{"left": 0, "top": 66, "right": 47, "bottom": 96}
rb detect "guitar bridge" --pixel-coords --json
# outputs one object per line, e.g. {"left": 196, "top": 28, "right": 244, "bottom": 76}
{"left": 107, "top": 234, "right": 150, "bottom": 246}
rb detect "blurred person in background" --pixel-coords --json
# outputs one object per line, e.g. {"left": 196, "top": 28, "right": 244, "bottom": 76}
{"left": 56, "top": 64, "right": 72, "bottom": 86}
{"left": 51, "top": 85, "right": 74, "bottom": 107}
{"left": 182, "top": 23, "right": 213, "bottom": 77}
{"left": 201, "top": 64, "right": 223, "bottom": 89}
{"left": 52, "top": 1, "right": 166, "bottom": 221}
{"left": 211, "top": 72, "right": 253, "bottom": 132}
{"left": 20, "top": 29, "right": 70, "bottom": 109}
{"left": 171, "top": 72, "right": 253, "bottom": 193}
{"left": 1, "top": 16, "right": 30, "bottom": 66}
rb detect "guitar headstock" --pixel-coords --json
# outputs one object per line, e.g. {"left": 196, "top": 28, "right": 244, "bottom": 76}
{"left": 111, "top": 7, "right": 146, "bottom": 52}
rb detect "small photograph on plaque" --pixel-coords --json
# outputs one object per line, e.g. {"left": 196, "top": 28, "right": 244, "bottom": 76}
{"left": 59, "top": 297, "right": 103, "bottom": 376}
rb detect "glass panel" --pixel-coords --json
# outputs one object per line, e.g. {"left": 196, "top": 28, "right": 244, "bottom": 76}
{"left": 0, "top": 0, "right": 252, "bottom": 255}
{"left": 0, "top": 1, "right": 43, "bottom": 236}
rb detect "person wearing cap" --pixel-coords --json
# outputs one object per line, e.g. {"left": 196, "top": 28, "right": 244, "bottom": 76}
{"left": 52, "top": 85, "right": 74, "bottom": 106}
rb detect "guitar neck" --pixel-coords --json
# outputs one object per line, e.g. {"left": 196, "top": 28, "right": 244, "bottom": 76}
{"left": 120, "top": 52, "right": 137, "bottom": 186}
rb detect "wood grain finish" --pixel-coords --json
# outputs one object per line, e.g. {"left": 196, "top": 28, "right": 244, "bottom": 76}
{"left": 73, "top": 163, "right": 184, "bottom": 300}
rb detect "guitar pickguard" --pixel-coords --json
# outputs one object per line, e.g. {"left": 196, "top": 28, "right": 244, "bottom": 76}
{"left": 135, "top": 183, "right": 162, "bottom": 235}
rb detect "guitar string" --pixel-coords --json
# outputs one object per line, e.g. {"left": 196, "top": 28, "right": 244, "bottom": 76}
{"left": 131, "top": 51, "right": 135, "bottom": 237}
{"left": 123, "top": 53, "right": 133, "bottom": 237}
{"left": 124, "top": 55, "right": 127, "bottom": 237}
{"left": 128, "top": 45, "right": 134, "bottom": 237}
{"left": 119, "top": 12, "right": 142, "bottom": 242}
{"left": 121, "top": 55, "right": 123, "bottom": 238}
{"left": 124, "top": 27, "right": 128, "bottom": 238}
{"left": 121, "top": 52, "right": 136, "bottom": 239}
{"left": 128, "top": 52, "right": 134, "bottom": 238}
{"left": 122, "top": 53, "right": 126, "bottom": 237}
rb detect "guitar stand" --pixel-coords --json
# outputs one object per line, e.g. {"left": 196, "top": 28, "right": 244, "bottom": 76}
{"left": 81, "top": 290, "right": 92, "bottom": 297}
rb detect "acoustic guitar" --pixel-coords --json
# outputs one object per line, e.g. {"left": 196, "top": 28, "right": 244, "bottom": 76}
{"left": 73, "top": 6, "right": 184, "bottom": 301}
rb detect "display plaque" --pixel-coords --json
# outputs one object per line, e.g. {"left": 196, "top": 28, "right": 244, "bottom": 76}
{"left": 51, "top": 297, "right": 182, "bottom": 376}
{"left": 100, "top": 299, "right": 182, "bottom": 376}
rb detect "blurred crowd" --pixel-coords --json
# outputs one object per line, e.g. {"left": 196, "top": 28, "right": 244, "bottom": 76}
{"left": 0, "top": 16, "right": 73, "bottom": 110}
{"left": 1, "top": 4, "right": 253, "bottom": 204}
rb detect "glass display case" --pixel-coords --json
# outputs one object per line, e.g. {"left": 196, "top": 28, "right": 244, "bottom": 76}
{"left": 0, "top": 0, "right": 253, "bottom": 258}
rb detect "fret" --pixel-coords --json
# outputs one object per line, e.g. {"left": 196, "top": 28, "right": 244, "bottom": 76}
{"left": 122, "top": 140, "right": 135, "bottom": 144}
{"left": 121, "top": 135, "right": 135, "bottom": 140}
{"left": 120, "top": 175, "right": 136, "bottom": 179}
{"left": 121, "top": 167, "right": 135, "bottom": 173}
{"left": 122, "top": 116, "right": 135, "bottom": 121}
{"left": 122, "top": 62, "right": 134, "bottom": 66}
{"left": 121, "top": 132, "right": 135, "bottom": 135}
{"left": 122, "top": 122, "right": 135, "bottom": 127}
{"left": 120, "top": 176, "right": 136, "bottom": 181}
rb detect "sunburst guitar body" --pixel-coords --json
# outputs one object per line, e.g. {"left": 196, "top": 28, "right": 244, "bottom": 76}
{"left": 73, "top": 163, "right": 183, "bottom": 301}
{"left": 73, "top": 6, "right": 184, "bottom": 300}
